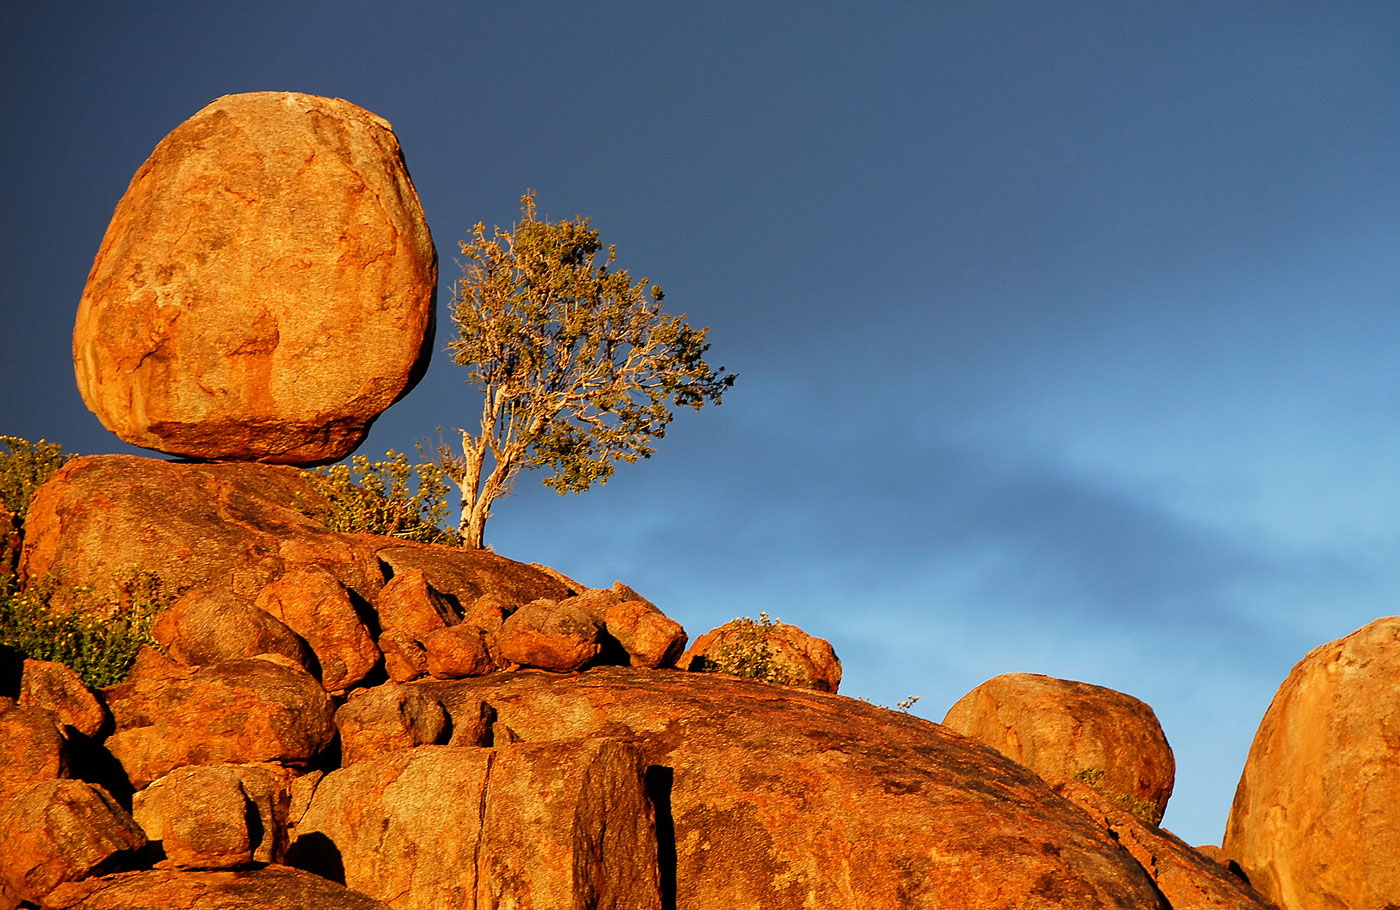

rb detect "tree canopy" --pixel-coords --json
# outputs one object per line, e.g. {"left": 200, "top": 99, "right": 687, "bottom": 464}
{"left": 436, "top": 192, "right": 735, "bottom": 549}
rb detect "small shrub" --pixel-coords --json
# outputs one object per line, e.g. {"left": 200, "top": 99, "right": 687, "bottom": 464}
{"left": 305, "top": 450, "right": 455, "bottom": 544}
{"left": 0, "top": 569, "right": 175, "bottom": 689}
{"left": 0, "top": 436, "right": 74, "bottom": 518}
{"left": 693, "top": 612, "right": 798, "bottom": 686}
{"left": 1073, "top": 767, "right": 1163, "bottom": 825}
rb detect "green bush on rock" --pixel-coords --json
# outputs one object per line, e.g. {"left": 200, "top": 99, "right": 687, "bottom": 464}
{"left": 305, "top": 450, "right": 455, "bottom": 544}
{"left": 0, "top": 435, "right": 74, "bottom": 519}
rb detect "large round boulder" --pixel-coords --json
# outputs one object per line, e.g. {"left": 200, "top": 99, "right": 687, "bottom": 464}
{"left": 1223, "top": 617, "right": 1400, "bottom": 909}
{"left": 942, "top": 672, "right": 1175, "bottom": 821}
{"left": 73, "top": 91, "right": 436, "bottom": 464}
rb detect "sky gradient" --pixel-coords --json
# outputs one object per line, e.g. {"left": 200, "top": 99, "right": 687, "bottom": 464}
{"left": 4, "top": 2, "right": 1399, "bottom": 846}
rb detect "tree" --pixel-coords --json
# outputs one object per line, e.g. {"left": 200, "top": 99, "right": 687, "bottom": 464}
{"left": 435, "top": 192, "right": 736, "bottom": 550}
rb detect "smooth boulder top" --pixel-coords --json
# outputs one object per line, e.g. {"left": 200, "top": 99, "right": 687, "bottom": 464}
{"left": 73, "top": 91, "right": 436, "bottom": 465}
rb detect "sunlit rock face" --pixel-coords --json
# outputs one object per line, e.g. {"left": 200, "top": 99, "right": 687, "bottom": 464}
{"left": 73, "top": 91, "right": 436, "bottom": 465}
{"left": 1224, "top": 617, "right": 1400, "bottom": 910}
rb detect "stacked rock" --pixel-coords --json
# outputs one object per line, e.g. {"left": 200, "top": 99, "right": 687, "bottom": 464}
{"left": 72, "top": 91, "right": 437, "bottom": 465}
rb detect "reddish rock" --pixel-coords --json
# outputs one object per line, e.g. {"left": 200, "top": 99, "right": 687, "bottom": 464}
{"left": 374, "top": 543, "right": 572, "bottom": 611}
{"left": 20, "top": 455, "right": 385, "bottom": 608}
{"left": 423, "top": 624, "right": 495, "bottom": 679}
{"left": 1054, "top": 779, "right": 1276, "bottom": 910}
{"left": 42, "top": 865, "right": 392, "bottom": 910}
{"left": 374, "top": 568, "right": 458, "bottom": 639}
{"left": 0, "top": 780, "right": 144, "bottom": 906}
{"left": 571, "top": 582, "right": 687, "bottom": 669}
{"left": 289, "top": 740, "right": 659, "bottom": 910}
{"left": 73, "top": 91, "right": 436, "bottom": 465}
{"left": 377, "top": 630, "right": 430, "bottom": 683}
{"left": 0, "top": 697, "right": 70, "bottom": 806}
{"left": 942, "top": 672, "right": 1175, "bottom": 819}
{"left": 152, "top": 588, "right": 313, "bottom": 672}
{"left": 462, "top": 592, "right": 510, "bottom": 636}
{"left": 255, "top": 567, "right": 379, "bottom": 692}
{"left": 496, "top": 599, "right": 602, "bottom": 672}
{"left": 333, "top": 683, "right": 448, "bottom": 765}
{"left": 679, "top": 616, "right": 842, "bottom": 692}
{"left": 422, "top": 668, "right": 1168, "bottom": 909}
{"left": 19, "top": 659, "right": 108, "bottom": 739}
{"left": 103, "top": 658, "right": 335, "bottom": 788}
{"left": 1223, "top": 617, "right": 1400, "bottom": 910}
{"left": 132, "top": 765, "right": 252, "bottom": 870}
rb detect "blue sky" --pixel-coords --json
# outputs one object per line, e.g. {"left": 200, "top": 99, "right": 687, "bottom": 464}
{"left": 4, "top": 2, "right": 1399, "bottom": 846}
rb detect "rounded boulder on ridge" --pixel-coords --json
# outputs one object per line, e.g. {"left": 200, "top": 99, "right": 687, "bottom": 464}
{"left": 73, "top": 91, "right": 436, "bottom": 464}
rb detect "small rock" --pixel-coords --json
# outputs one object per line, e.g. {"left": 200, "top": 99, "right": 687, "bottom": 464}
{"left": 133, "top": 766, "right": 252, "bottom": 870}
{"left": 423, "top": 625, "right": 495, "bottom": 679}
{"left": 0, "top": 780, "right": 145, "bottom": 906}
{"left": 103, "top": 658, "right": 335, "bottom": 788}
{"left": 19, "top": 659, "right": 108, "bottom": 739}
{"left": 942, "top": 672, "right": 1175, "bottom": 819}
{"left": 375, "top": 569, "right": 460, "bottom": 640}
{"left": 152, "top": 588, "right": 313, "bottom": 672}
{"left": 334, "top": 683, "right": 448, "bottom": 766}
{"left": 679, "top": 616, "right": 842, "bottom": 692}
{"left": 377, "top": 630, "right": 430, "bottom": 683}
{"left": 255, "top": 567, "right": 380, "bottom": 693}
{"left": 0, "top": 697, "right": 70, "bottom": 806}
{"left": 570, "top": 583, "right": 687, "bottom": 669}
{"left": 496, "top": 599, "right": 602, "bottom": 672}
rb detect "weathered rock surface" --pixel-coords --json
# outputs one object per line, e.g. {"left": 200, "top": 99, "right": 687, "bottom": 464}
{"left": 571, "top": 583, "right": 688, "bottom": 669}
{"left": 1054, "top": 779, "right": 1277, "bottom": 910}
{"left": 943, "top": 672, "right": 1175, "bottom": 818}
{"left": 42, "top": 865, "right": 392, "bottom": 910}
{"left": 152, "top": 588, "right": 313, "bottom": 672}
{"left": 0, "top": 780, "right": 144, "bottom": 906}
{"left": 421, "top": 668, "right": 1168, "bottom": 909}
{"left": 377, "top": 630, "right": 430, "bottom": 683}
{"left": 288, "top": 740, "right": 659, "bottom": 910}
{"left": 333, "top": 683, "right": 448, "bottom": 765}
{"left": 1223, "top": 617, "right": 1400, "bottom": 910}
{"left": 103, "top": 658, "right": 335, "bottom": 788}
{"left": 73, "top": 91, "right": 436, "bottom": 465}
{"left": 132, "top": 765, "right": 253, "bottom": 870}
{"left": 20, "top": 455, "right": 569, "bottom": 612}
{"left": 19, "top": 659, "right": 108, "bottom": 739}
{"left": 679, "top": 617, "right": 842, "bottom": 692}
{"left": 0, "top": 697, "right": 71, "bottom": 806}
{"left": 422, "top": 624, "right": 495, "bottom": 679}
{"left": 374, "top": 568, "right": 459, "bottom": 639}
{"left": 496, "top": 599, "right": 602, "bottom": 671}
{"left": 255, "top": 567, "right": 379, "bottom": 692}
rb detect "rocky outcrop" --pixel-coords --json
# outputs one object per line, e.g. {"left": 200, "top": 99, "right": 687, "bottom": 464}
{"left": 570, "top": 583, "right": 688, "bottom": 669}
{"left": 942, "top": 672, "right": 1175, "bottom": 819}
{"left": 131, "top": 765, "right": 255, "bottom": 870}
{"left": 1223, "top": 617, "right": 1400, "bottom": 909}
{"left": 496, "top": 599, "right": 602, "bottom": 671}
{"left": 102, "top": 657, "right": 335, "bottom": 788}
{"left": 42, "top": 866, "right": 392, "bottom": 910}
{"left": 72, "top": 92, "right": 436, "bottom": 465}
{"left": 421, "top": 667, "right": 1168, "bottom": 909}
{"left": 18, "top": 454, "right": 572, "bottom": 611}
{"left": 333, "top": 683, "right": 449, "bottom": 765}
{"left": 678, "top": 616, "right": 842, "bottom": 692}
{"left": 0, "top": 780, "right": 145, "bottom": 906}
{"left": 288, "top": 740, "right": 660, "bottom": 910}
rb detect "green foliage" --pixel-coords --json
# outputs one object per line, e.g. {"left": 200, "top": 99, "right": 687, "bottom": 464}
{"left": 307, "top": 450, "right": 454, "bottom": 544}
{"left": 1073, "top": 767, "right": 1163, "bottom": 825}
{"left": 440, "top": 191, "right": 737, "bottom": 549}
{"left": 0, "top": 569, "right": 175, "bottom": 689}
{"left": 0, "top": 436, "right": 74, "bottom": 518}
{"left": 692, "top": 612, "right": 798, "bottom": 687}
